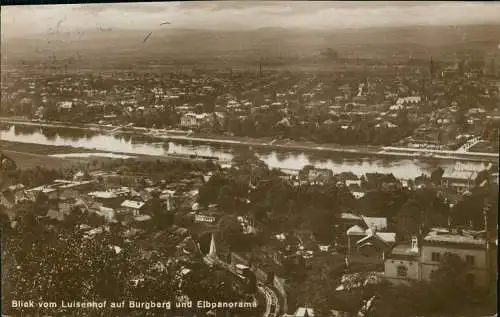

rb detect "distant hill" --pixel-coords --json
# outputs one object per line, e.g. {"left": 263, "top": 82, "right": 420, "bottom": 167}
{"left": 2, "top": 24, "right": 499, "bottom": 67}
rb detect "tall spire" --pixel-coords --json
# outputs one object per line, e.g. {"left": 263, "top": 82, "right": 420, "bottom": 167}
{"left": 259, "top": 57, "right": 263, "bottom": 78}
{"left": 166, "top": 196, "right": 172, "bottom": 212}
{"left": 208, "top": 233, "right": 217, "bottom": 258}
{"left": 430, "top": 56, "right": 435, "bottom": 78}
{"left": 483, "top": 200, "right": 492, "bottom": 279}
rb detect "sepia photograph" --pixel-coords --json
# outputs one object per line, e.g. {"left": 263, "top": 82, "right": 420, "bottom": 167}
{"left": 0, "top": 1, "right": 498, "bottom": 317}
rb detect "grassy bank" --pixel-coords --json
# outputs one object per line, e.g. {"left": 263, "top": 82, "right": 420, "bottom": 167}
{"left": 0, "top": 117, "right": 381, "bottom": 153}
{"left": 1, "top": 149, "right": 88, "bottom": 170}
{"left": 0, "top": 140, "right": 218, "bottom": 171}
{"left": 0, "top": 140, "right": 94, "bottom": 156}
{"left": 0, "top": 140, "right": 113, "bottom": 169}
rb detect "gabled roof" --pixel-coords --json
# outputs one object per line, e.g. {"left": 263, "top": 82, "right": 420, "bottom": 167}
{"left": 347, "top": 225, "right": 365, "bottom": 235}
{"left": 424, "top": 229, "right": 486, "bottom": 246}
{"left": 121, "top": 200, "right": 145, "bottom": 209}
{"left": 442, "top": 170, "right": 477, "bottom": 181}
{"left": 388, "top": 243, "right": 419, "bottom": 258}
{"left": 340, "top": 212, "right": 362, "bottom": 221}
{"left": 7, "top": 184, "right": 25, "bottom": 191}
{"left": 375, "top": 232, "right": 396, "bottom": 244}
{"left": 89, "top": 191, "right": 118, "bottom": 199}
{"left": 356, "top": 229, "right": 396, "bottom": 246}
{"left": 362, "top": 216, "right": 387, "bottom": 231}
{"left": 295, "top": 307, "right": 314, "bottom": 317}
{"left": 135, "top": 215, "right": 152, "bottom": 222}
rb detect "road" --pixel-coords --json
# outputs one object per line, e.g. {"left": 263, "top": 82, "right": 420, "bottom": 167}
{"left": 381, "top": 145, "right": 498, "bottom": 158}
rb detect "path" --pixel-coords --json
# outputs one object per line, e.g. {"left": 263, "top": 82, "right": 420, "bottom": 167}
{"left": 202, "top": 235, "right": 281, "bottom": 317}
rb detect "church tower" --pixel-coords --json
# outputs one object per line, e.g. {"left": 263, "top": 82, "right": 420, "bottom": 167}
{"left": 429, "top": 56, "right": 435, "bottom": 78}
{"left": 208, "top": 233, "right": 217, "bottom": 259}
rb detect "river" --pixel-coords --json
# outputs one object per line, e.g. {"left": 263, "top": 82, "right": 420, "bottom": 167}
{"left": 0, "top": 124, "right": 491, "bottom": 180}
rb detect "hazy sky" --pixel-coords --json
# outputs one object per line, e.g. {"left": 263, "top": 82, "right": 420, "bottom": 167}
{"left": 2, "top": 1, "right": 500, "bottom": 38}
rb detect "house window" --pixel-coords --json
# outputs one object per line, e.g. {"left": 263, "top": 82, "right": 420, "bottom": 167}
{"left": 397, "top": 265, "right": 408, "bottom": 277}
{"left": 466, "top": 255, "right": 475, "bottom": 266}
{"left": 431, "top": 252, "right": 441, "bottom": 262}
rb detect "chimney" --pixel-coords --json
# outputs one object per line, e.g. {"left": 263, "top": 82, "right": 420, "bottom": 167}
{"left": 259, "top": 57, "right": 263, "bottom": 78}
{"left": 484, "top": 201, "right": 490, "bottom": 236}
{"left": 483, "top": 201, "right": 492, "bottom": 278}
{"left": 166, "top": 196, "right": 171, "bottom": 212}
{"left": 411, "top": 236, "right": 419, "bottom": 252}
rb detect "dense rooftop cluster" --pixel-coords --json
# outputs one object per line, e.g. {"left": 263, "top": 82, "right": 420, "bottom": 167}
{"left": 2, "top": 59, "right": 499, "bottom": 150}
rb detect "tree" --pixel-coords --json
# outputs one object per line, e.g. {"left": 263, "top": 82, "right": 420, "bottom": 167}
{"left": 430, "top": 167, "right": 444, "bottom": 185}
{"left": 298, "top": 165, "right": 314, "bottom": 180}
{"left": 0, "top": 152, "right": 17, "bottom": 171}
{"left": 198, "top": 173, "right": 227, "bottom": 206}
{"left": 474, "top": 170, "right": 490, "bottom": 186}
{"left": 395, "top": 199, "right": 422, "bottom": 240}
{"left": 144, "top": 192, "right": 163, "bottom": 215}
{"left": 218, "top": 184, "right": 239, "bottom": 213}
{"left": 0, "top": 208, "right": 11, "bottom": 234}
{"left": 451, "top": 190, "right": 486, "bottom": 229}
{"left": 321, "top": 48, "right": 339, "bottom": 60}
{"left": 232, "top": 148, "right": 268, "bottom": 174}
{"left": 308, "top": 206, "right": 337, "bottom": 243}
{"left": 371, "top": 283, "right": 425, "bottom": 317}
{"left": 218, "top": 215, "right": 248, "bottom": 252}
{"left": 428, "top": 253, "right": 470, "bottom": 312}
{"left": 431, "top": 253, "right": 468, "bottom": 284}
{"left": 454, "top": 108, "right": 468, "bottom": 133}
{"left": 33, "top": 192, "right": 50, "bottom": 216}
{"left": 288, "top": 254, "right": 346, "bottom": 316}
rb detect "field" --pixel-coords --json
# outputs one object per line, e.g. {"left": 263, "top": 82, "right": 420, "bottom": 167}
{"left": 0, "top": 140, "right": 215, "bottom": 171}
{"left": 0, "top": 140, "right": 93, "bottom": 156}
{"left": 1, "top": 149, "right": 86, "bottom": 170}
{"left": 0, "top": 141, "right": 106, "bottom": 169}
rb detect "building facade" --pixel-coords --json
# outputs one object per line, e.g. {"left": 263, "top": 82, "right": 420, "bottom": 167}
{"left": 420, "top": 229, "right": 489, "bottom": 287}
{"left": 384, "top": 237, "right": 420, "bottom": 284}
{"left": 346, "top": 217, "right": 396, "bottom": 268}
{"left": 384, "top": 229, "right": 492, "bottom": 287}
{"left": 180, "top": 112, "right": 212, "bottom": 128}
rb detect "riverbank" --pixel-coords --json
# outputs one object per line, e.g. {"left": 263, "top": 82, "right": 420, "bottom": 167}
{"left": 0, "top": 140, "right": 223, "bottom": 170}
{"left": 1, "top": 149, "right": 87, "bottom": 170}
{"left": 1, "top": 117, "right": 498, "bottom": 164}
{"left": 0, "top": 117, "right": 380, "bottom": 151}
{"left": 0, "top": 140, "right": 95, "bottom": 156}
